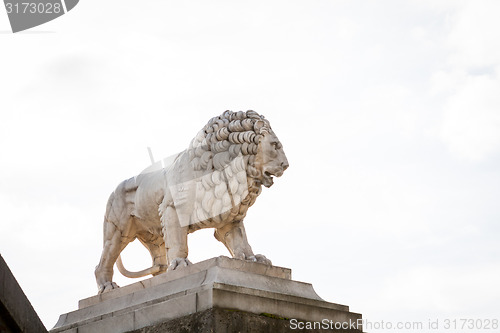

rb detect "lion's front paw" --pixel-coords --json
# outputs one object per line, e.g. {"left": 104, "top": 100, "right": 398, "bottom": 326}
{"left": 253, "top": 254, "right": 272, "bottom": 265}
{"left": 167, "top": 258, "right": 192, "bottom": 271}
{"left": 239, "top": 253, "right": 272, "bottom": 265}
{"left": 98, "top": 281, "right": 119, "bottom": 294}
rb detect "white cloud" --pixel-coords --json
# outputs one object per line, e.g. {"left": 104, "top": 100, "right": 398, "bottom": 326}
{"left": 335, "top": 18, "right": 360, "bottom": 40}
{"left": 446, "top": 1, "right": 500, "bottom": 69}
{"left": 380, "top": 264, "right": 500, "bottom": 316}
{"left": 430, "top": 69, "right": 467, "bottom": 95}
{"left": 440, "top": 72, "right": 500, "bottom": 161}
{"left": 433, "top": 1, "right": 500, "bottom": 161}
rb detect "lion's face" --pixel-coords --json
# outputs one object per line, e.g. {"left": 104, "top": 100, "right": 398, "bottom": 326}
{"left": 255, "top": 131, "right": 289, "bottom": 188}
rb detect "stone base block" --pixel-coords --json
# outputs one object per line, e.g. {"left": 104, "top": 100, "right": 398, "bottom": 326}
{"left": 51, "top": 256, "right": 362, "bottom": 333}
{"left": 129, "top": 308, "right": 361, "bottom": 333}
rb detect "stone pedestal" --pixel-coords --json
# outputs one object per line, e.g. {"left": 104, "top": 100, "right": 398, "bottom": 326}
{"left": 51, "top": 256, "right": 362, "bottom": 332}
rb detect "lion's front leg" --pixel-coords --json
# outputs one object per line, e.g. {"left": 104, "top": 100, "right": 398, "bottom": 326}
{"left": 214, "top": 220, "right": 272, "bottom": 265}
{"left": 162, "top": 206, "right": 192, "bottom": 271}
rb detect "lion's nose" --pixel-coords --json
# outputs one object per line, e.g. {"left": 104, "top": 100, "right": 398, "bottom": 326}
{"left": 281, "top": 161, "right": 289, "bottom": 171}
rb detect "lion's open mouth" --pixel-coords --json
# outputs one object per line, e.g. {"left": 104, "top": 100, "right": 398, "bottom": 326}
{"left": 262, "top": 171, "right": 274, "bottom": 188}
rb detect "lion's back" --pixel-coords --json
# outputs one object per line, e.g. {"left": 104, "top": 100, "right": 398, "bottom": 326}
{"left": 104, "top": 171, "right": 166, "bottom": 231}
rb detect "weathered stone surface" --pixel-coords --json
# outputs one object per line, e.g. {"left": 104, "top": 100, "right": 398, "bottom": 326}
{"left": 127, "top": 308, "right": 361, "bottom": 333}
{"left": 81, "top": 256, "right": 291, "bottom": 309}
{"left": 51, "top": 257, "right": 362, "bottom": 333}
{"left": 95, "top": 110, "right": 289, "bottom": 294}
{"left": 0, "top": 254, "right": 48, "bottom": 333}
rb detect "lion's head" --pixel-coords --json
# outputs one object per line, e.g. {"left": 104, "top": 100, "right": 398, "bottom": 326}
{"left": 190, "top": 110, "right": 288, "bottom": 186}
{"left": 184, "top": 110, "right": 288, "bottom": 225}
{"left": 253, "top": 125, "right": 289, "bottom": 188}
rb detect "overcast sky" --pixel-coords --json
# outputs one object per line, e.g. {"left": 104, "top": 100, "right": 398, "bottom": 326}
{"left": 1, "top": 1, "right": 499, "bottom": 332}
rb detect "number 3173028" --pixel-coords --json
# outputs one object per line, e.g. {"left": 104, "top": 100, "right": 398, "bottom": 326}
{"left": 5, "top": 2, "right": 62, "bottom": 14}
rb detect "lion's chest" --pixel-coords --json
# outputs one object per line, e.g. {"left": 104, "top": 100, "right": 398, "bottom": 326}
{"left": 186, "top": 179, "right": 261, "bottom": 232}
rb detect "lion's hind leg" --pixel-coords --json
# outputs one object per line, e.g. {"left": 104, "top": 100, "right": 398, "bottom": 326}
{"left": 95, "top": 220, "right": 132, "bottom": 293}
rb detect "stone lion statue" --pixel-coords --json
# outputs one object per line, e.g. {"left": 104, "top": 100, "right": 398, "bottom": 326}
{"left": 95, "top": 110, "right": 289, "bottom": 293}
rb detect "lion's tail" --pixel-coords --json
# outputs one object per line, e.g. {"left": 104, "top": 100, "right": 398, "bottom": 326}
{"left": 116, "top": 255, "right": 162, "bottom": 278}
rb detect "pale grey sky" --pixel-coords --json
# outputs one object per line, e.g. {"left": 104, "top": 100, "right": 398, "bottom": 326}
{"left": 1, "top": 1, "right": 499, "bottom": 332}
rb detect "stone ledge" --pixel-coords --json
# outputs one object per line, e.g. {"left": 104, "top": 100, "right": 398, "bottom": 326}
{"left": 79, "top": 256, "right": 291, "bottom": 309}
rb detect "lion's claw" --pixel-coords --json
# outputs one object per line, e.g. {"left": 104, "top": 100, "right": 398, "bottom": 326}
{"left": 237, "top": 253, "right": 272, "bottom": 265}
{"left": 254, "top": 254, "right": 272, "bottom": 265}
{"left": 98, "top": 281, "right": 119, "bottom": 294}
{"left": 167, "top": 258, "right": 192, "bottom": 271}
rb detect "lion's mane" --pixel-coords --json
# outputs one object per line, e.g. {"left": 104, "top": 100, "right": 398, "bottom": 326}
{"left": 181, "top": 110, "right": 273, "bottom": 228}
